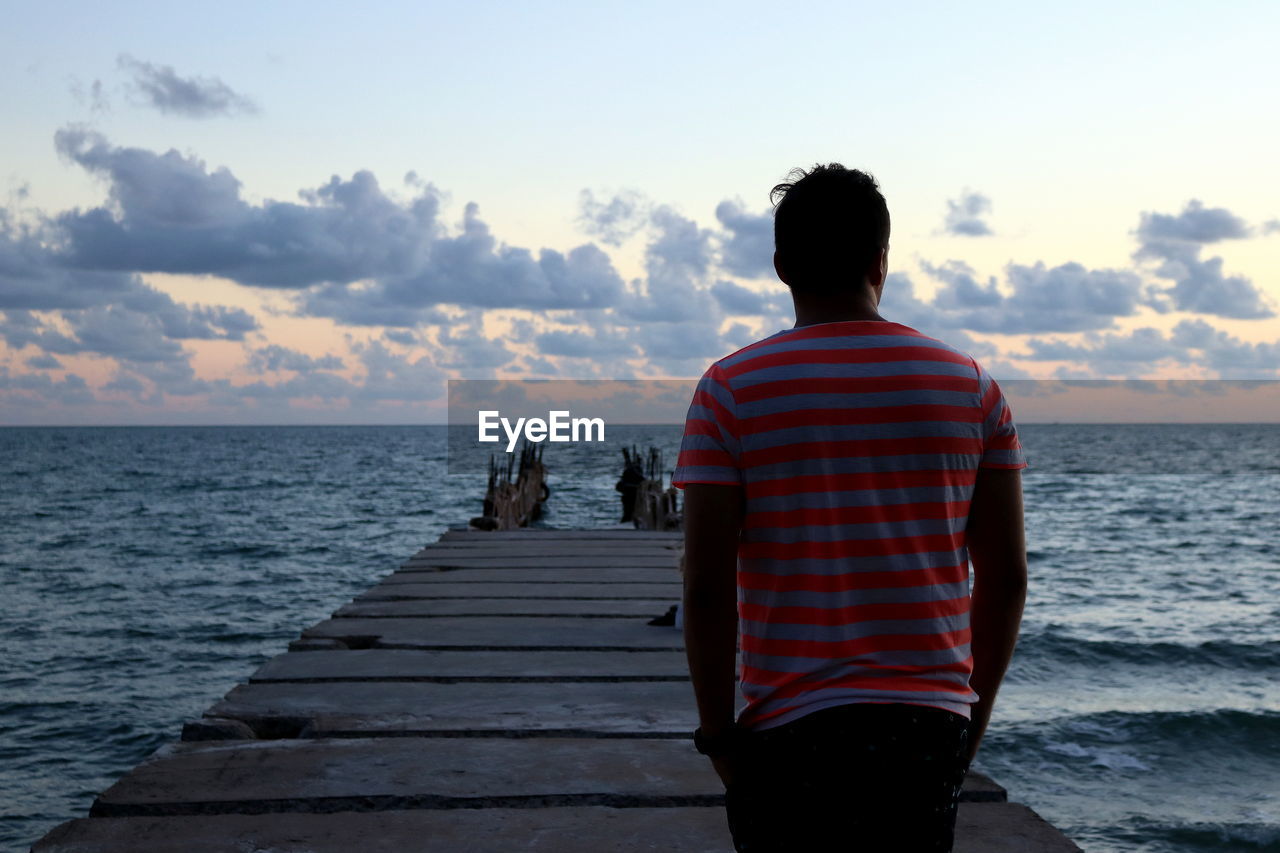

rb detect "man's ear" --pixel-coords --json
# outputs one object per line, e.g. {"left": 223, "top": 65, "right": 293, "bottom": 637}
{"left": 773, "top": 251, "right": 790, "bottom": 286}
{"left": 868, "top": 247, "right": 888, "bottom": 289}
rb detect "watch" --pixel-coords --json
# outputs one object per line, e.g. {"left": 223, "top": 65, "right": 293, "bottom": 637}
{"left": 693, "top": 725, "right": 741, "bottom": 757}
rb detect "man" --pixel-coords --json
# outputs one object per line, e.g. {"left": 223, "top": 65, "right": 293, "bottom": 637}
{"left": 672, "top": 164, "right": 1027, "bottom": 852}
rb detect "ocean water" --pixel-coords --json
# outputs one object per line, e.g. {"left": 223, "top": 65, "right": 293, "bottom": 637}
{"left": 2, "top": 424, "right": 1278, "bottom": 852}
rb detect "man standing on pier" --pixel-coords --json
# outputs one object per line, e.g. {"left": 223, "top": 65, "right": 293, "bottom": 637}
{"left": 673, "top": 164, "right": 1028, "bottom": 852}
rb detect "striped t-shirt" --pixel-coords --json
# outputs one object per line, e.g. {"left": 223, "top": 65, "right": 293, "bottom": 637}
{"left": 672, "top": 320, "right": 1026, "bottom": 731}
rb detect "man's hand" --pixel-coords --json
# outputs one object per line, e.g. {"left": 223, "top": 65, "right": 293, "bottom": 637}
{"left": 682, "top": 483, "right": 745, "bottom": 783}
{"left": 710, "top": 753, "right": 740, "bottom": 788}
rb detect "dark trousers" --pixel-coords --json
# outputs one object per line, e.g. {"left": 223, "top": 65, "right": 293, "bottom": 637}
{"left": 724, "top": 703, "right": 971, "bottom": 853}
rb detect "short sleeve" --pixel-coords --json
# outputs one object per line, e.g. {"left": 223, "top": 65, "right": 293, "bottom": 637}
{"left": 976, "top": 362, "right": 1028, "bottom": 470}
{"left": 671, "top": 363, "right": 743, "bottom": 488}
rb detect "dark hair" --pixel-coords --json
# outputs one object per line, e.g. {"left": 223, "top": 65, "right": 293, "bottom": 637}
{"left": 770, "top": 163, "right": 890, "bottom": 292}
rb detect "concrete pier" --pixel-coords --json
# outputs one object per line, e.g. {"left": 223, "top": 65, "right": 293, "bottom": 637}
{"left": 33, "top": 529, "right": 1080, "bottom": 851}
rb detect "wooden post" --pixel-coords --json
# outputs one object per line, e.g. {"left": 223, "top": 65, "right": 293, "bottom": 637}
{"left": 470, "top": 442, "right": 548, "bottom": 530}
{"left": 626, "top": 446, "right": 681, "bottom": 531}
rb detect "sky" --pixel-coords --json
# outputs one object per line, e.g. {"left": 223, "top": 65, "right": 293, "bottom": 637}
{"left": 2, "top": 0, "right": 1278, "bottom": 425}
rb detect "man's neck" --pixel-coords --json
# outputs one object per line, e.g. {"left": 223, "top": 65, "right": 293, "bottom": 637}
{"left": 791, "top": 295, "right": 885, "bottom": 328}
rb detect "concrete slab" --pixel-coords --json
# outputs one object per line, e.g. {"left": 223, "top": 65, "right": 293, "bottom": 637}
{"left": 379, "top": 568, "right": 679, "bottom": 585}
{"left": 33, "top": 809, "right": 733, "bottom": 852}
{"left": 411, "top": 544, "right": 681, "bottom": 556}
{"left": 207, "top": 682, "right": 700, "bottom": 735}
{"left": 439, "top": 530, "right": 683, "bottom": 542}
{"left": 357, "top": 582, "right": 681, "bottom": 600}
{"left": 958, "top": 803, "right": 1084, "bottom": 851}
{"left": 300, "top": 616, "right": 685, "bottom": 650}
{"left": 37, "top": 801, "right": 1079, "bottom": 852}
{"left": 87, "top": 737, "right": 1008, "bottom": 814}
{"left": 35, "top": 803, "right": 1079, "bottom": 853}
{"left": 249, "top": 649, "right": 693, "bottom": 682}
{"left": 92, "top": 737, "right": 721, "bottom": 813}
{"left": 400, "top": 557, "right": 681, "bottom": 570}
{"left": 334, "top": 599, "right": 674, "bottom": 618}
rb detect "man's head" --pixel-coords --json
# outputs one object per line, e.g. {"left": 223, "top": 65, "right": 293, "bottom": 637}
{"left": 771, "top": 164, "right": 890, "bottom": 295}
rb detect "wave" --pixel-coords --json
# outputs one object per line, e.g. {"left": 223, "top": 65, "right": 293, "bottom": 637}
{"left": 1103, "top": 817, "right": 1280, "bottom": 852}
{"left": 991, "top": 708, "right": 1280, "bottom": 766}
{"left": 1016, "top": 633, "right": 1280, "bottom": 670}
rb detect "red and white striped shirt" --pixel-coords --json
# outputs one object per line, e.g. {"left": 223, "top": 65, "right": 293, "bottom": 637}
{"left": 673, "top": 320, "right": 1026, "bottom": 731}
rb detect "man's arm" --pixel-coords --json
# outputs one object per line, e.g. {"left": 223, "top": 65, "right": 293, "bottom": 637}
{"left": 681, "top": 483, "right": 744, "bottom": 782}
{"left": 965, "top": 466, "right": 1028, "bottom": 763}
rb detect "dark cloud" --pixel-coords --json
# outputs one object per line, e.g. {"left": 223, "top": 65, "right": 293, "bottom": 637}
{"left": 0, "top": 368, "right": 94, "bottom": 404}
{"left": 347, "top": 340, "right": 446, "bottom": 402}
{"left": 118, "top": 55, "right": 258, "bottom": 118}
{"left": 577, "top": 189, "right": 647, "bottom": 246}
{"left": 436, "top": 318, "right": 516, "bottom": 373}
{"left": 1136, "top": 200, "right": 1249, "bottom": 244}
{"left": 710, "top": 280, "right": 775, "bottom": 315}
{"left": 247, "top": 345, "right": 345, "bottom": 373}
{"left": 924, "top": 261, "right": 1003, "bottom": 310}
{"left": 50, "top": 130, "right": 627, "bottom": 318}
{"left": 25, "top": 353, "right": 63, "bottom": 369}
{"left": 1021, "top": 327, "right": 1188, "bottom": 366}
{"left": 1, "top": 214, "right": 143, "bottom": 310}
{"left": 521, "top": 355, "right": 560, "bottom": 376}
{"left": 942, "top": 191, "right": 993, "bottom": 237}
{"left": 1134, "top": 201, "right": 1273, "bottom": 319}
{"left": 229, "top": 371, "right": 354, "bottom": 403}
{"left": 629, "top": 320, "right": 732, "bottom": 370}
{"left": 299, "top": 210, "right": 624, "bottom": 324}
{"left": 922, "top": 260, "right": 1144, "bottom": 333}
{"left": 714, "top": 200, "right": 774, "bottom": 278}
{"left": 534, "top": 329, "right": 637, "bottom": 359}
{"left": 1013, "top": 321, "right": 1279, "bottom": 378}
{"left": 1170, "top": 319, "right": 1280, "bottom": 374}
{"left": 54, "top": 128, "right": 437, "bottom": 287}
{"left": 618, "top": 206, "right": 716, "bottom": 322}
{"left": 382, "top": 329, "right": 420, "bottom": 346}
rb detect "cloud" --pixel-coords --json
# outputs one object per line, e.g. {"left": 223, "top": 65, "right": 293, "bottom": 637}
{"left": 714, "top": 200, "right": 774, "bottom": 278}
{"left": 942, "top": 190, "right": 993, "bottom": 237}
{"left": 921, "top": 260, "right": 1144, "bottom": 333}
{"left": 0, "top": 368, "right": 94, "bottom": 404}
{"left": 299, "top": 204, "right": 625, "bottom": 324}
{"left": 1170, "top": 319, "right": 1280, "bottom": 374}
{"left": 247, "top": 345, "right": 345, "bottom": 373}
{"left": 534, "top": 328, "right": 637, "bottom": 359}
{"left": 1134, "top": 200, "right": 1273, "bottom": 319}
{"left": 118, "top": 55, "right": 258, "bottom": 118}
{"left": 25, "top": 353, "right": 63, "bottom": 369}
{"left": 435, "top": 317, "right": 516, "bottom": 374}
{"left": 577, "top": 189, "right": 647, "bottom": 246}
{"left": 617, "top": 205, "right": 716, "bottom": 322}
{"left": 710, "top": 279, "right": 773, "bottom": 315}
{"left": 1136, "top": 200, "right": 1249, "bottom": 244}
{"left": 1, "top": 214, "right": 143, "bottom": 310}
{"left": 347, "top": 339, "right": 446, "bottom": 402}
{"left": 925, "top": 261, "right": 1003, "bottom": 310}
{"left": 1021, "top": 327, "right": 1188, "bottom": 365}
{"left": 54, "top": 128, "right": 436, "bottom": 287}
{"left": 69, "top": 78, "right": 110, "bottom": 114}
{"left": 382, "top": 329, "right": 420, "bottom": 346}
{"left": 50, "top": 129, "right": 627, "bottom": 321}
{"left": 1014, "top": 321, "right": 1280, "bottom": 378}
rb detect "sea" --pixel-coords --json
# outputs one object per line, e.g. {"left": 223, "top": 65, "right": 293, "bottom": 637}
{"left": 2, "top": 423, "right": 1278, "bottom": 852}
